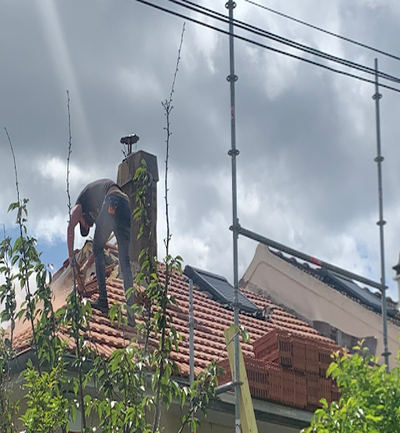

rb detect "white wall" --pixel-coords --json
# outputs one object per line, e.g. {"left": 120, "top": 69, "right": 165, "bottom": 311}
{"left": 242, "top": 244, "right": 400, "bottom": 366}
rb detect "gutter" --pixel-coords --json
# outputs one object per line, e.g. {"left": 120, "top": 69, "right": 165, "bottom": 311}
{"left": 215, "top": 390, "right": 312, "bottom": 430}
{"left": 9, "top": 351, "right": 312, "bottom": 430}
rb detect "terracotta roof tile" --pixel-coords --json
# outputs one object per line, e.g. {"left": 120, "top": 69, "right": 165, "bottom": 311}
{"left": 13, "top": 246, "right": 339, "bottom": 412}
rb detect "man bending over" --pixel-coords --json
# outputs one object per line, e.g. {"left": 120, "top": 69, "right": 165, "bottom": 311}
{"left": 67, "top": 179, "right": 135, "bottom": 324}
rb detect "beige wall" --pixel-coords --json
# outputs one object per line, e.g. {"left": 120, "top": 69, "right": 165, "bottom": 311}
{"left": 163, "top": 399, "right": 304, "bottom": 433}
{"left": 241, "top": 244, "right": 400, "bottom": 366}
{"left": 11, "top": 383, "right": 304, "bottom": 433}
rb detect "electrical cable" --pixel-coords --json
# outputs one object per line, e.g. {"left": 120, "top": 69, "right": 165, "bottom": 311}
{"left": 136, "top": 0, "right": 400, "bottom": 93}
{"left": 169, "top": 0, "right": 400, "bottom": 84}
{"left": 244, "top": 0, "right": 400, "bottom": 62}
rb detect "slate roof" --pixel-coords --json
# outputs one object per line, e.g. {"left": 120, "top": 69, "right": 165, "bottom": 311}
{"left": 13, "top": 242, "right": 340, "bottom": 412}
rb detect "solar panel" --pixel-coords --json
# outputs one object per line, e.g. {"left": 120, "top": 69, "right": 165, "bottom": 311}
{"left": 320, "top": 269, "right": 397, "bottom": 317}
{"left": 184, "top": 266, "right": 260, "bottom": 315}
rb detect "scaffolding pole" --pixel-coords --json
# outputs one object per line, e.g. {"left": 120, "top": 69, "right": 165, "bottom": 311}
{"left": 235, "top": 225, "right": 383, "bottom": 291}
{"left": 373, "top": 58, "right": 390, "bottom": 370}
{"left": 225, "top": 0, "right": 241, "bottom": 432}
{"left": 189, "top": 279, "right": 194, "bottom": 432}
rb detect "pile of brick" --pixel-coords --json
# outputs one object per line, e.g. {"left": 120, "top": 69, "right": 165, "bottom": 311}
{"left": 218, "top": 329, "right": 341, "bottom": 411}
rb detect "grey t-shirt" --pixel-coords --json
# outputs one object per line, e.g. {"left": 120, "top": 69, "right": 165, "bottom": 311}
{"left": 76, "top": 179, "right": 117, "bottom": 224}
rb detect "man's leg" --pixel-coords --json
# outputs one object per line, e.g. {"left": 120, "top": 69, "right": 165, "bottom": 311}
{"left": 92, "top": 197, "right": 113, "bottom": 312}
{"left": 113, "top": 196, "right": 133, "bottom": 303}
{"left": 113, "top": 195, "right": 135, "bottom": 326}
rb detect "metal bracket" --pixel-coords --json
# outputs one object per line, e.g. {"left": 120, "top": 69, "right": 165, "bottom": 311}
{"left": 376, "top": 220, "right": 387, "bottom": 226}
{"left": 226, "top": 74, "right": 238, "bottom": 82}
{"left": 374, "top": 156, "right": 384, "bottom": 162}
{"left": 225, "top": 1, "right": 237, "bottom": 9}
{"left": 372, "top": 92, "right": 382, "bottom": 100}
{"left": 229, "top": 222, "right": 241, "bottom": 232}
{"left": 215, "top": 381, "right": 234, "bottom": 395}
{"left": 228, "top": 149, "right": 240, "bottom": 156}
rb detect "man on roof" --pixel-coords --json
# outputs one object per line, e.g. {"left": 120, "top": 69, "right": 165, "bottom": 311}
{"left": 67, "top": 178, "right": 135, "bottom": 325}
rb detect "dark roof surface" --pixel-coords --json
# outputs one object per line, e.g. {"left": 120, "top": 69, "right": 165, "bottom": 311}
{"left": 320, "top": 269, "right": 398, "bottom": 317}
{"left": 184, "top": 265, "right": 260, "bottom": 315}
{"left": 271, "top": 248, "right": 400, "bottom": 322}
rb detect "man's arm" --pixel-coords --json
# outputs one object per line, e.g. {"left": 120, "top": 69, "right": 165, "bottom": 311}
{"left": 67, "top": 203, "right": 83, "bottom": 262}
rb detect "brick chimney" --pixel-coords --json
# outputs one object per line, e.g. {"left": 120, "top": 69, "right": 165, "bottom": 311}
{"left": 117, "top": 150, "right": 159, "bottom": 270}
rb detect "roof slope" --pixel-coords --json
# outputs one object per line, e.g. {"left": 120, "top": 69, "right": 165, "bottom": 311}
{"left": 13, "top": 242, "right": 338, "bottom": 412}
{"left": 270, "top": 249, "right": 399, "bottom": 322}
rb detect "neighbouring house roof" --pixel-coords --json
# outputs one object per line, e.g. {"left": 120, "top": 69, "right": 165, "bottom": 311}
{"left": 12, "top": 241, "right": 340, "bottom": 414}
{"left": 240, "top": 243, "right": 400, "bottom": 367}
{"left": 270, "top": 249, "right": 400, "bottom": 324}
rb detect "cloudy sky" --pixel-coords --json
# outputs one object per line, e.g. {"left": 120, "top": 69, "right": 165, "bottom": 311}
{"left": 2, "top": 0, "right": 400, "bottom": 301}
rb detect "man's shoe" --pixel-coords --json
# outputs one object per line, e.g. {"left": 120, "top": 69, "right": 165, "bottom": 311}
{"left": 127, "top": 311, "right": 136, "bottom": 327}
{"left": 90, "top": 298, "right": 109, "bottom": 314}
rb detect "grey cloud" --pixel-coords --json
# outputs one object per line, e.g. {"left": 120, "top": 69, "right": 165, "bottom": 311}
{"left": 2, "top": 0, "right": 400, "bottom": 299}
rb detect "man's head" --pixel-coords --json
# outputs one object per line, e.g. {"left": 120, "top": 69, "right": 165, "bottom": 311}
{"left": 80, "top": 213, "right": 94, "bottom": 237}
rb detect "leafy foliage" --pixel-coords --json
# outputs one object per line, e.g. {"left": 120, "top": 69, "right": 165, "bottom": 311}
{"left": 86, "top": 345, "right": 152, "bottom": 433}
{"left": 302, "top": 346, "right": 400, "bottom": 433}
{"left": 178, "top": 360, "right": 223, "bottom": 433}
{"left": 0, "top": 329, "right": 18, "bottom": 433}
{"left": 0, "top": 188, "right": 221, "bottom": 433}
{"left": 20, "top": 360, "right": 69, "bottom": 433}
{"left": 83, "top": 161, "right": 188, "bottom": 433}
{"left": 1, "top": 198, "right": 82, "bottom": 432}
{"left": 1, "top": 77, "right": 220, "bottom": 430}
{"left": 0, "top": 235, "right": 16, "bottom": 334}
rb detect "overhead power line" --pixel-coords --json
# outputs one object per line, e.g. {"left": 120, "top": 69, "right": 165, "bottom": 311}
{"left": 244, "top": 0, "right": 400, "bottom": 62}
{"left": 136, "top": 0, "right": 400, "bottom": 93}
{"left": 172, "top": 0, "right": 400, "bottom": 84}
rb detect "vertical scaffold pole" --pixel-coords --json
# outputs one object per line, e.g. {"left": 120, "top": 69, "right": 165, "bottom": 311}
{"left": 225, "top": 0, "right": 241, "bottom": 432}
{"left": 373, "top": 58, "right": 390, "bottom": 371}
{"left": 189, "top": 279, "right": 194, "bottom": 432}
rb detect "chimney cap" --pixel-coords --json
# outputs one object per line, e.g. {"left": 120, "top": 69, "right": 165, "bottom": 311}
{"left": 120, "top": 134, "right": 140, "bottom": 155}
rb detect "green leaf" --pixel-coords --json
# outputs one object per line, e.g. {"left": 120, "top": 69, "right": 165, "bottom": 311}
{"left": 326, "top": 362, "right": 338, "bottom": 378}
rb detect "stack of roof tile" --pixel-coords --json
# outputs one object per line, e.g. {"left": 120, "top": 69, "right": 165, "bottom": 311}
{"left": 254, "top": 329, "right": 339, "bottom": 410}
{"left": 218, "top": 328, "right": 340, "bottom": 411}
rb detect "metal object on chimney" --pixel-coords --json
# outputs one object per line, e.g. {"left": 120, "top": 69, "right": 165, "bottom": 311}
{"left": 120, "top": 134, "right": 140, "bottom": 155}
